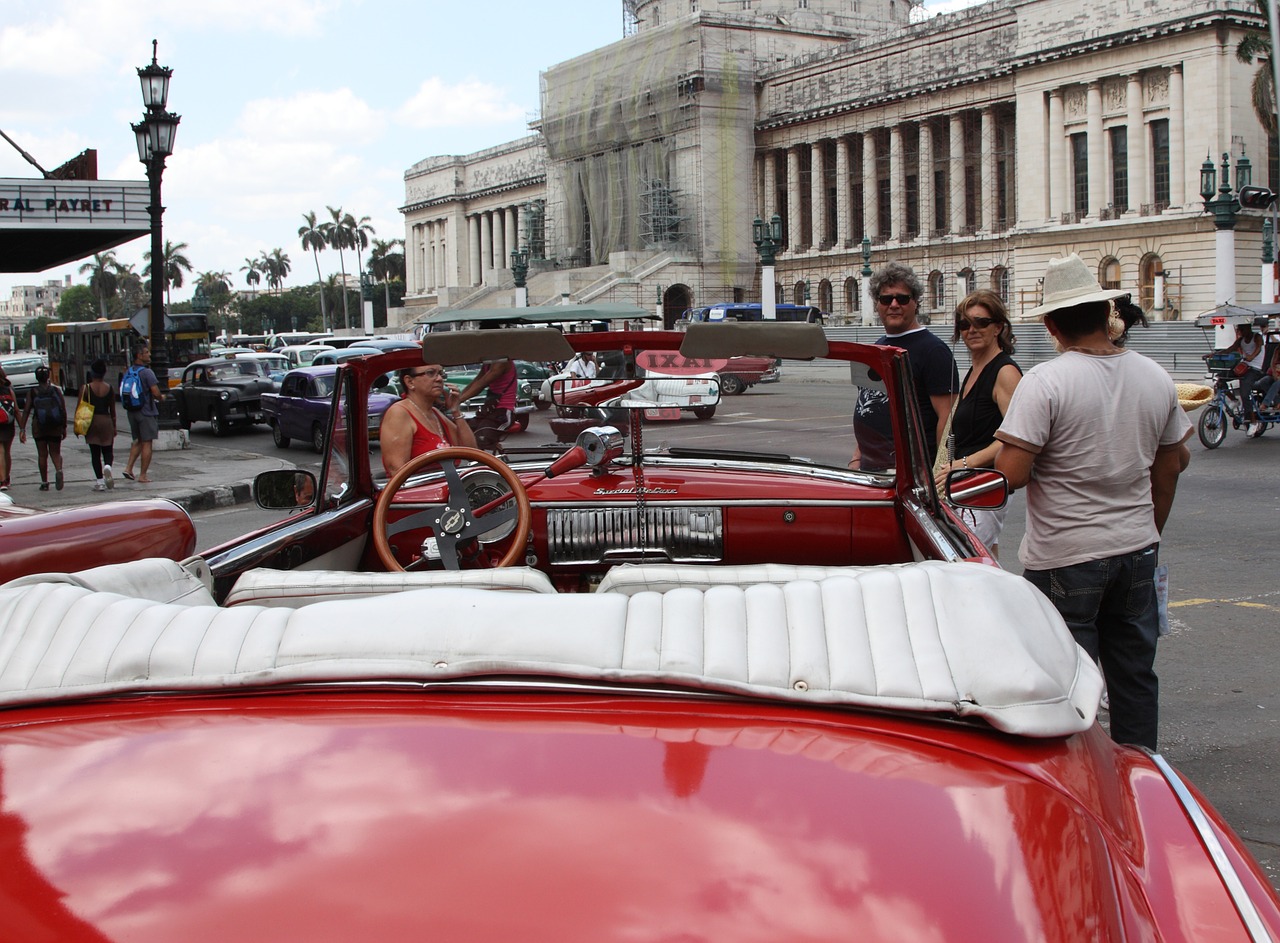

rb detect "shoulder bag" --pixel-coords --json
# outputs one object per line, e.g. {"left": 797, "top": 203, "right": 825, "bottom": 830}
{"left": 73, "top": 386, "right": 95, "bottom": 437}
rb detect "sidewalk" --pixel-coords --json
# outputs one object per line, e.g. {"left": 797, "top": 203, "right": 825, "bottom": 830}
{"left": 2, "top": 424, "right": 297, "bottom": 513}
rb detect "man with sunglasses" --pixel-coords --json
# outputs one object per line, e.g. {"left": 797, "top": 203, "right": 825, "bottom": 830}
{"left": 850, "top": 262, "right": 958, "bottom": 472}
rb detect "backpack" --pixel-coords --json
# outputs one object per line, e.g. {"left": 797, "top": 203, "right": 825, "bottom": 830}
{"left": 0, "top": 391, "right": 14, "bottom": 425}
{"left": 120, "top": 366, "right": 145, "bottom": 411}
{"left": 32, "top": 385, "right": 64, "bottom": 428}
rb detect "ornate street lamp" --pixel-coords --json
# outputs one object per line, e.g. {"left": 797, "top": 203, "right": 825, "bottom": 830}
{"left": 860, "top": 236, "right": 873, "bottom": 325}
{"left": 752, "top": 214, "right": 782, "bottom": 320}
{"left": 510, "top": 246, "right": 530, "bottom": 307}
{"left": 132, "top": 40, "right": 180, "bottom": 404}
{"left": 1199, "top": 149, "right": 1268, "bottom": 307}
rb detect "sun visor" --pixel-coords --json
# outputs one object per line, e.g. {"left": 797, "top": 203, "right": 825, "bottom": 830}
{"left": 679, "top": 322, "right": 829, "bottom": 360}
{"left": 421, "top": 328, "right": 574, "bottom": 366}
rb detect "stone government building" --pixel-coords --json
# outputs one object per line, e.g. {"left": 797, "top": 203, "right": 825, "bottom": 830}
{"left": 400, "top": 0, "right": 1268, "bottom": 328}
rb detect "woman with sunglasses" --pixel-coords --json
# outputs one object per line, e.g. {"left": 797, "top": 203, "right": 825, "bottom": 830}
{"left": 936, "top": 290, "right": 1022, "bottom": 557}
{"left": 380, "top": 363, "right": 478, "bottom": 477}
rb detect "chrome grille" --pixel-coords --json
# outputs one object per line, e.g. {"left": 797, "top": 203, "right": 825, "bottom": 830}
{"left": 547, "top": 506, "right": 723, "bottom": 564}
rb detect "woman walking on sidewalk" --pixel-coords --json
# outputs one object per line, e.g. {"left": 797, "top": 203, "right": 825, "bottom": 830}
{"left": 18, "top": 366, "right": 67, "bottom": 491}
{"left": 79, "top": 359, "right": 118, "bottom": 491}
{"left": 0, "top": 364, "right": 17, "bottom": 490}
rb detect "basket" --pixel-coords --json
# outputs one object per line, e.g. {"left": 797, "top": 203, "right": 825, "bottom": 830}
{"left": 1203, "top": 352, "right": 1242, "bottom": 376}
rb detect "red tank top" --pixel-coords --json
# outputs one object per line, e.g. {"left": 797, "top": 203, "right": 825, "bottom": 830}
{"left": 408, "top": 404, "right": 454, "bottom": 456}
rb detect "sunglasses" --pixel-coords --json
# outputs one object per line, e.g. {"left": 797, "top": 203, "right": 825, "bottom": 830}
{"left": 957, "top": 316, "right": 999, "bottom": 331}
{"left": 408, "top": 368, "right": 445, "bottom": 379}
{"left": 877, "top": 293, "right": 913, "bottom": 307}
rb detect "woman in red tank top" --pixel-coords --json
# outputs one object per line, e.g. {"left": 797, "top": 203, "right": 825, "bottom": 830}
{"left": 380, "top": 363, "right": 478, "bottom": 477}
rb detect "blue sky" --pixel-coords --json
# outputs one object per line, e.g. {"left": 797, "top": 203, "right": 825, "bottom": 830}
{"left": 0, "top": 0, "right": 977, "bottom": 303}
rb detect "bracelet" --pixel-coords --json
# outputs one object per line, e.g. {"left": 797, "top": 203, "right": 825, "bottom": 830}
{"left": 449, "top": 410, "right": 463, "bottom": 419}
{"left": 961, "top": 456, "right": 968, "bottom": 468}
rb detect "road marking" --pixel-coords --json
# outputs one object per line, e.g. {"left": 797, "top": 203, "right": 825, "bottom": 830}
{"left": 1171, "top": 598, "right": 1278, "bottom": 612}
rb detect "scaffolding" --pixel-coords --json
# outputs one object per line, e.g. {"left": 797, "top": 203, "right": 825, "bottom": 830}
{"left": 639, "top": 178, "right": 687, "bottom": 249}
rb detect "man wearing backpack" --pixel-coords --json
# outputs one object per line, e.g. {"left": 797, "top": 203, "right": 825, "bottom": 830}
{"left": 121, "top": 343, "right": 164, "bottom": 484}
{"left": 17, "top": 366, "right": 67, "bottom": 491}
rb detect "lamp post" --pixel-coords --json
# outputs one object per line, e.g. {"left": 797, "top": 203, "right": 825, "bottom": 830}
{"left": 752, "top": 214, "right": 782, "bottom": 320}
{"left": 510, "top": 246, "right": 530, "bottom": 308}
{"left": 132, "top": 40, "right": 180, "bottom": 402}
{"left": 655, "top": 283, "right": 665, "bottom": 325}
{"left": 1199, "top": 150, "right": 1252, "bottom": 307}
{"left": 860, "top": 236, "right": 873, "bottom": 326}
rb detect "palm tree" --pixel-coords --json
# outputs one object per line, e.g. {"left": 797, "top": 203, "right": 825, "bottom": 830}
{"left": 115, "top": 262, "right": 146, "bottom": 315}
{"left": 78, "top": 251, "right": 120, "bottom": 317}
{"left": 321, "top": 205, "right": 354, "bottom": 330}
{"left": 241, "top": 257, "right": 263, "bottom": 293}
{"left": 258, "top": 248, "right": 292, "bottom": 295}
{"left": 299, "top": 211, "right": 331, "bottom": 332}
{"left": 1238, "top": 2, "right": 1277, "bottom": 139}
{"left": 143, "top": 239, "right": 193, "bottom": 309}
{"left": 348, "top": 213, "right": 376, "bottom": 324}
{"left": 369, "top": 238, "right": 405, "bottom": 313}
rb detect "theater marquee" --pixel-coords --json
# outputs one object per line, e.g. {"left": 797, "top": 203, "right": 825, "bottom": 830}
{"left": 0, "top": 178, "right": 151, "bottom": 273}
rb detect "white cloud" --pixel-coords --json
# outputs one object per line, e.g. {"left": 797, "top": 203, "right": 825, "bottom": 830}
{"left": 397, "top": 77, "right": 526, "bottom": 129}
{"left": 240, "top": 88, "right": 383, "bottom": 144}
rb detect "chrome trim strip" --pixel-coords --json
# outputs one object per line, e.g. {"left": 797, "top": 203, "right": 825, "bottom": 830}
{"left": 904, "top": 500, "right": 964, "bottom": 562}
{"left": 1149, "top": 753, "right": 1276, "bottom": 943}
{"left": 532, "top": 498, "right": 896, "bottom": 509}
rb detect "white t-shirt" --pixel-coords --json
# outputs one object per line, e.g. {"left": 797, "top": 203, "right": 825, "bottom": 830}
{"left": 1240, "top": 333, "right": 1265, "bottom": 371}
{"left": 568, "top": 356, "right": 596, "bottom": 379}
{"left": 995, "top": 349, "right": 1191, "bottom": 570}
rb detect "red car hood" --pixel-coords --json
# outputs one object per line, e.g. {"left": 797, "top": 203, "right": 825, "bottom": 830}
{"left": 1, "top": 691, "right": 1257, "bottom": 943}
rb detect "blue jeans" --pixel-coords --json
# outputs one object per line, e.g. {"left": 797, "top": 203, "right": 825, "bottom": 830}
{"left": 1024, "top": 544, "right": 1160, "bottom": 750}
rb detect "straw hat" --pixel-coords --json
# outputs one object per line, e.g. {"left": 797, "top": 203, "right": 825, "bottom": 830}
{"left": 1175, "top": 383, "right": 1214, "bottom": 412}
{"left": 1020, "top": 254, "right": 1130, "bottom": 321}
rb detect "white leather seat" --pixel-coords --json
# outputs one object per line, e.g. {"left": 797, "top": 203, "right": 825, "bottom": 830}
{"left": 225, "top": 566, "right": 558, "bottom": 608}
{"left": 596, "top": 563, "right": 883, "bottom": 596}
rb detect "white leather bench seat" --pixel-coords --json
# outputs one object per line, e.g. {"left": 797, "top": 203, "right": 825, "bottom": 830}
{"left": 0, "top": 559, "right": 1102, "bottom": 738}
{"left": 225, "top": 566, "right": 558, "bottom": 607}
{"left": 595, "top": 563, "right": 885, "bottom": 596}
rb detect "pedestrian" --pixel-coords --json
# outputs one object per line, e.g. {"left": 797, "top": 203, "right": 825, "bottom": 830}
{"left": 380, "top": 363, "right": 477, "bottom": 477}
{"left": 18, "top": 366, "right": 67, "bottom": 491}
{"left": 121, "top": 342, "right": 164, "bottom": 484}
{"left": 1220, "top": 323, "right": 1267, "bottom": 436}
{"left": 0, "top": 364, "right": 17, "bottom": 490}
{"left": 79, "top": 359, "right": 118, "bottom": 492}
{"left": 457, "top": 357, "right": 517, "bottom": 452}
{"left": 850, "top": 262, "right": 958, "bottom": 472}
{"left": 933, "top": 289, "right": 1022, "bottom": 558}
{"left": 994, "top": 253, "right": 1192, "bottom": 751}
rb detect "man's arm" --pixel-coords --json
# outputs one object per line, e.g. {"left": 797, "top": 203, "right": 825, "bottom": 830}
{"left": 1150, "top": 443, "right": 1190, "bottom": 534}
{"left": 457, "top": 360, "right": 511, "bottom": 403}
{"left": 994, "top": 440, "right": 1035, "bottom": 490}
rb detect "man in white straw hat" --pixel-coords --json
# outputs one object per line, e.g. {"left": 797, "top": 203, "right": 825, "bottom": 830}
{"left": 994, "top": 253, "right": 1192, "bottom": 751}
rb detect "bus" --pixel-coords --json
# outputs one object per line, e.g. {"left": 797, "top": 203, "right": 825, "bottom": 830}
{"left": 47, "top": 311, "right": 211, "bottom": 392}
{"left": 683, "top": 303, "right": 825, "bottom": 324}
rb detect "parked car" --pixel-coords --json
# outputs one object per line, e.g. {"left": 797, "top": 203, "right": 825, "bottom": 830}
{"left": 0, "top": 353, "right": 47, "bottom": 399}
{"left": 262, "top": 365, "right": 398, "bottom": 453}
{"left": 172, "top": 356, "right": 276, "bottom": 435}
{"left": 311, "top": 346, "right": 383, "bottom": 366}
{"left": 277, "top": 344, "right": 336, "bottom": 369}
{"left": 229, "top": 351, "right": 290, "bottom": 390}
{"left": 445, "top": 362, "right": 537, "bottom": 433}
{"left": 1, "top": 315, "right": 1277, "bottom": 941}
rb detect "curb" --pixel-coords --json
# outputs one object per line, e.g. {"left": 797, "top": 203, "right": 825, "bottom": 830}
{"left": 160, "top": 479, "right": 257, "bottom": 513}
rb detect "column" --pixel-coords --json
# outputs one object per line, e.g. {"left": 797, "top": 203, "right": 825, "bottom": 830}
{"left": 1169, "top": 65, "right": 1185, "bottom": 207}
{"left": 787, "top": 146, "right": 803, "bottom": 250}
{"left": 764, "top": 149, "right": 778, "bottom": 218}
{"left": 493, "top": 212, "right": 506, "bottom": 270}
{"left": 981, "top": 108, "right": 996, "bottom": 231}
{"left": 468, "top": 215, "right": 482, "bottom": 287}
{"left": 949, "top": 113, "right": 965, "bottom": 233}
{"left": 506, "top": 206, "right": 518, "bottom": 261}
{"left": 436, "top": 220, "right": 447, "bottom": 289}
{"left": 515, "top": 205, "right": 526, "bottom": 251}
{"left": 890, "top": 125, "right": 904, "bottom": 241}
{"left": 1048, "top": 90, "right": 1066, "bottom": 221}
{"left": 836, "top": 136, "right": 852, "bottom": 247}
{"left": 480, "top": 212, "right": 492, "bottom": 278}
{"left": 863, "top": 132, "right": 878, "bottom": 242}
{"left": 1087, "top": 81, "right": 1104, "bottom": 217}
{"left": 424, "top": 222, "right": 435, "bottom": 292}
{"left": 413, "top": 224, "right": 425, "bottom": 294}
{"left": 918, "top": 122, "right": 934, "bottom": 238}
{"left": 811, "top": 141, "right": 827, "bottom": 248}
{"left": 1126, "top": 73, "right": 1147, "bottom": 212}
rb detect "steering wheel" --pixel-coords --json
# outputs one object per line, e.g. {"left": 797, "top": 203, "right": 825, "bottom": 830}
{"left": 372, "top": 447, "right": 532, "bottom": 571}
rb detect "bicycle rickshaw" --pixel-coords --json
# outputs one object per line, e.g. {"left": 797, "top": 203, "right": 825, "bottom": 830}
{"left": 1193, "top": 304, "right": 1280, "bottom": 448}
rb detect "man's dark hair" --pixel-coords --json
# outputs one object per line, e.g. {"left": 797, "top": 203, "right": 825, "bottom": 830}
{"left": 1043, "top": 301, "right": 1111, "bottom": 340}
{"left": 132, "top": 342, "right": 150, "bottom": 361}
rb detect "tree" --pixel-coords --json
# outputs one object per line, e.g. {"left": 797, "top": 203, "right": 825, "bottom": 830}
{"left": 320, "top": 205, "right": 354, "bottom": 330}
{"left": 78, "top": 251, "right": 120, "bottom": 317}
{"left": 299, "top": 210, "right": 331, "bottom": 332}
{"left": 196, "top": 270, "right": 234, "bottom": 317}
{"left": 54, "top": 284, "right": 98, "bottom": 322}
{"left": 241, "top": 257, "right": 263, "bottom": 293}
{"left": 143, "top": 239, "right": 193, "bottom": 309}
{"left": 259, "top": 248, "right": 292, "bottom": 295}
{"left": 348, "top": 212, "right": 376, "bottom": 326}
{"left": 21, "top": 316, "right": 51, "bottom": 350}
{"left": 369, "top": 238, "right": 406, "bottom": 313}
{"left": 115, "top": 262, "right": 146, "bottom": 316}
{"left": 1238, "top": 0, "right": 1276, "bottom": 138}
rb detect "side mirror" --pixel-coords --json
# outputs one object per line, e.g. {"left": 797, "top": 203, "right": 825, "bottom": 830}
{"left": 254, "top": 469, "right": 317, "bottom": 510}
{"left": 944, "top": 468, "right": 1009, "bottom": 510}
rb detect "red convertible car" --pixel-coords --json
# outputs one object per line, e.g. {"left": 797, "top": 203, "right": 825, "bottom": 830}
{"left": 0, "top": 320, "right": 1276, "bottom": 942}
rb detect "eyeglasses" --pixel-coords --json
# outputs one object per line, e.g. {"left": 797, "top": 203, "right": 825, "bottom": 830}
{"left": 877, "top": 293, "right": 913, "bottom": 307}
{"left": 408, "top": 368, "right": 445, "bottom": 379}
{"left": 957, "top": 316, "right": 999, "bottom": 331}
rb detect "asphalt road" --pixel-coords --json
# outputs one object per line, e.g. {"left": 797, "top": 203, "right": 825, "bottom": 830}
{"left": 193, "top": 383, "right": 1280, "bottom": 890}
